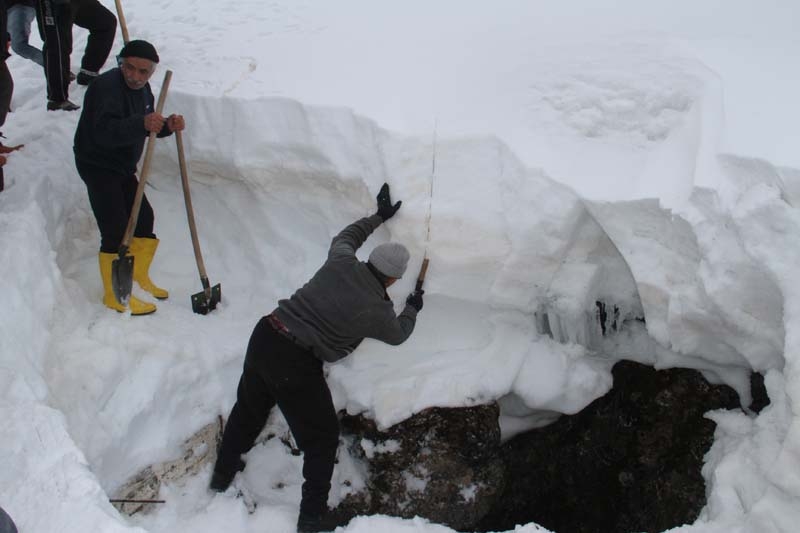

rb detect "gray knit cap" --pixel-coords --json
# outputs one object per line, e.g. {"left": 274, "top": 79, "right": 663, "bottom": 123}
{"left": 369, "top": 243, "right": 410, "bottom": 279}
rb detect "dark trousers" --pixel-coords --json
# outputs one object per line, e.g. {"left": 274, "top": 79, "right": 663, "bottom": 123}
{"left": 217, "top": 317, "right": 340, "bottom": 515}
{"left": 0, "top": 61, "right": 13, "bottom": 192}
{"left": 0, "top": 505, "right": 18, "bottom": 533}
{"left": 72, "top": 0, "right": 116, "bottom": 73}
{"left": 0, "top": 61, "right": 12, "bottom": 129}
{"left": 75, "top": 160, "right": 155, "bottom": 253}
{"left": 35, "top": 0, "right": 72, "bottom": 102}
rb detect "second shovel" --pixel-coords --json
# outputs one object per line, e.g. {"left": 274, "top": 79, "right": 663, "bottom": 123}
{"left": 175, "top": 130, "right": 221, "bottom": 314}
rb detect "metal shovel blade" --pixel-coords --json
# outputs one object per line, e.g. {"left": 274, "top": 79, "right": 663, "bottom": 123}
{"left": 111, "top": 255, "right": 134, "bottom": 305}
{"left": 191, "top": 283, "right": 221, "bottom": 315}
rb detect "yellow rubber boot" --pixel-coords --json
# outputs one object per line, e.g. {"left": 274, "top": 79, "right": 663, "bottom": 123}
{"left": 130, "top": 237, "right": 169, "bottom": 300}
{"left": 98, "top": 252, "right": 156, "bottom": 315}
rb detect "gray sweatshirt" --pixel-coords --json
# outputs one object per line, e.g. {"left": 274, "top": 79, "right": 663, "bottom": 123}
{"left": 273, "top": 214, "right": 418, "bottom": 363}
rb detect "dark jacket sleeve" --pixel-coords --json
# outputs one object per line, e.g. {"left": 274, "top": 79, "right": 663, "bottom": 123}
{"left": 367, "top": 304, "right": 418, "bottom": 346}
{"left": 364, "top": 302, "right": 417, "bottom": 346}
{"left": 157, "top": 123, "right": 173, "bottom": 138}
{"left": 0, "top": 0, "right": 7, "bottom": 61}
{"left": 328, "top": 214, "right": 383, "bottom": 260}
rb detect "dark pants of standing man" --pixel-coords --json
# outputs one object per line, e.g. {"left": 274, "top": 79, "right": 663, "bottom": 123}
{"left": 36, "top": 0, "right": 116, "bottom": 102}
{"left": 71, "top": 0, "right": 116, "bottom": 75}
{"left": 0, "top": 61, "right": 12, "bottom": 192}
{"left": 217, "top": 317, "right": 340, "bottom": 516}
{"left": 75, "top": 160, "right": 156, "bottom": 253}
{"left": 0, "top": 62, "right": 12, "bottom": 130}
{"left": 35, "top": 0, "right": 72, "bottom": 103}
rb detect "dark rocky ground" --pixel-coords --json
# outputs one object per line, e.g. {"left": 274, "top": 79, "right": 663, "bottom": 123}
{"left": 475, "top": 361, "right": 768, "bottom": 533}
{"left": 335, "top": 360, "right": 768, "bottom": 533}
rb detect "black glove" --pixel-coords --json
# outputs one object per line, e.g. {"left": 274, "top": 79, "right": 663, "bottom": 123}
{"left": 406, "top": 289, "right": 424, "bottom": 311}
{"left": 376, "top": 182, "right": 402, "bottom": 221}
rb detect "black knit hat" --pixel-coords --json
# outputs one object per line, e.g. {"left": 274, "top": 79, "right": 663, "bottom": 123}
{"left": 119, "top": 40, "right": 160, "bottom": 63}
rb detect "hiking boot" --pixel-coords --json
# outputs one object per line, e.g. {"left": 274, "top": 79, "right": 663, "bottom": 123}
{"left": 47, "top": 100, "right": 80, "bottom": 112}
{"left": 76, "top": 70, "right": 98, "bottom": 86}
{"left": 209, "top": 458, "right": 245, "bottom": 492}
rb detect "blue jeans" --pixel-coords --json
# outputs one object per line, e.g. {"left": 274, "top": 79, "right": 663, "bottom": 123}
{"left": 8, "top": 5, "right": 44, "bottom": 66}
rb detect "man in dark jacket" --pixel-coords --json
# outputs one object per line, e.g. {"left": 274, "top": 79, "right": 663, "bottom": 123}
{"left": 210, "top": 183, "right": 425, "bottom": 533}
{"left": 74, "top": 39, "right": 184, "bottom": 315}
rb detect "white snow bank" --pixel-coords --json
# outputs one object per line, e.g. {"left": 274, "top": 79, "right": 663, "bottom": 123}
{"left": 2, "top": 1, "right": 800, "bottom": 531}
{"left": 3, "top": 79, "right": 796, "bottom": 533}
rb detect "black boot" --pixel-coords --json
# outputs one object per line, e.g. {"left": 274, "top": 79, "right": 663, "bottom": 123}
{"left": 76, "top": 70, "right": 99, "bottom": 86}
{"left": 209, "top": 457, "right": 245, "bottom": 492}
{"left": 297, "top": 482, "right": 346, "bottom": 532}
{"left": 296, "top": 510, "right": 343, "bottom": 533}
{"left": 46, "top": 100, "right": 80, "bottom": 111}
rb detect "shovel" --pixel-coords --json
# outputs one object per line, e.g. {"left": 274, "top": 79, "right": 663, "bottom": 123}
{"left": 111, "top": 70, "right": 172, "bottom": 305}
{"left": 415, "top": 257, "right": 430, "bottom": 293}
{"left": 175, "top": 130, "right": 221, "bottom": 314}
{"left": 113, "top": 0, "right": 130, "bottom": 44}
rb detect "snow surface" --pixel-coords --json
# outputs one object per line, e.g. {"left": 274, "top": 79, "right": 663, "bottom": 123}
{"left": 2, "top": 1, "right": 800, "bottom": 532}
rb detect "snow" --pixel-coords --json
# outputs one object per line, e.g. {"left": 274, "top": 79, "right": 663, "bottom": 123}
{"left": 1, "top": 1, "right": 800, "bottom": 532}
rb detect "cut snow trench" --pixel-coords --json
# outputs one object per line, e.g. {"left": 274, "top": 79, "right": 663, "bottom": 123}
{"left": 23, "top": 92, "right": 787, "bottom": 531}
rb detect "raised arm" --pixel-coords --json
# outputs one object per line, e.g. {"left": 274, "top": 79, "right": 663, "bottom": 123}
{"left": 328, "top": 182, "right": 402, "bottom": 259}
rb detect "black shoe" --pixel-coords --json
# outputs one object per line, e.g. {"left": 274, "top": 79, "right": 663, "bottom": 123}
{"left": 209, "top": 470, "right": 235, "bottom": 492}
{"left": 47, "top": 100, "right": 80, "bottom": 112}
{"left": 209, "top": 458, "right": 245, "bottom": 492}
{"left": 296, "top": 510, "right": 346, "bottom": 533}
{"left": 76, "top": 71, "right": 98, "bottom": 86}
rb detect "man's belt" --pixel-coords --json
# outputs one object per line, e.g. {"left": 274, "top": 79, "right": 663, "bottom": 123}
{"left": 266, "top": 313, "right": 313, "bottom": 352}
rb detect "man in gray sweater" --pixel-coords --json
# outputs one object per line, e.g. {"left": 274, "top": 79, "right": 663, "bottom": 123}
{"left": 211, "top": 183, "right": 424, "bottom": 532}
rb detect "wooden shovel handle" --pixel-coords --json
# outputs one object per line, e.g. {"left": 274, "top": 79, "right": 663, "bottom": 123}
{"left": 415, "top": 257, "right": 430, "bottom": 292}
{"left": 114, "top": 0, "right": 130, "bottom": 44}
{"left": 175, "top": 130, "right": 210, "bottom": 284}
{"left": 118, "top": 70, "right": 172, "bottom": 256}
